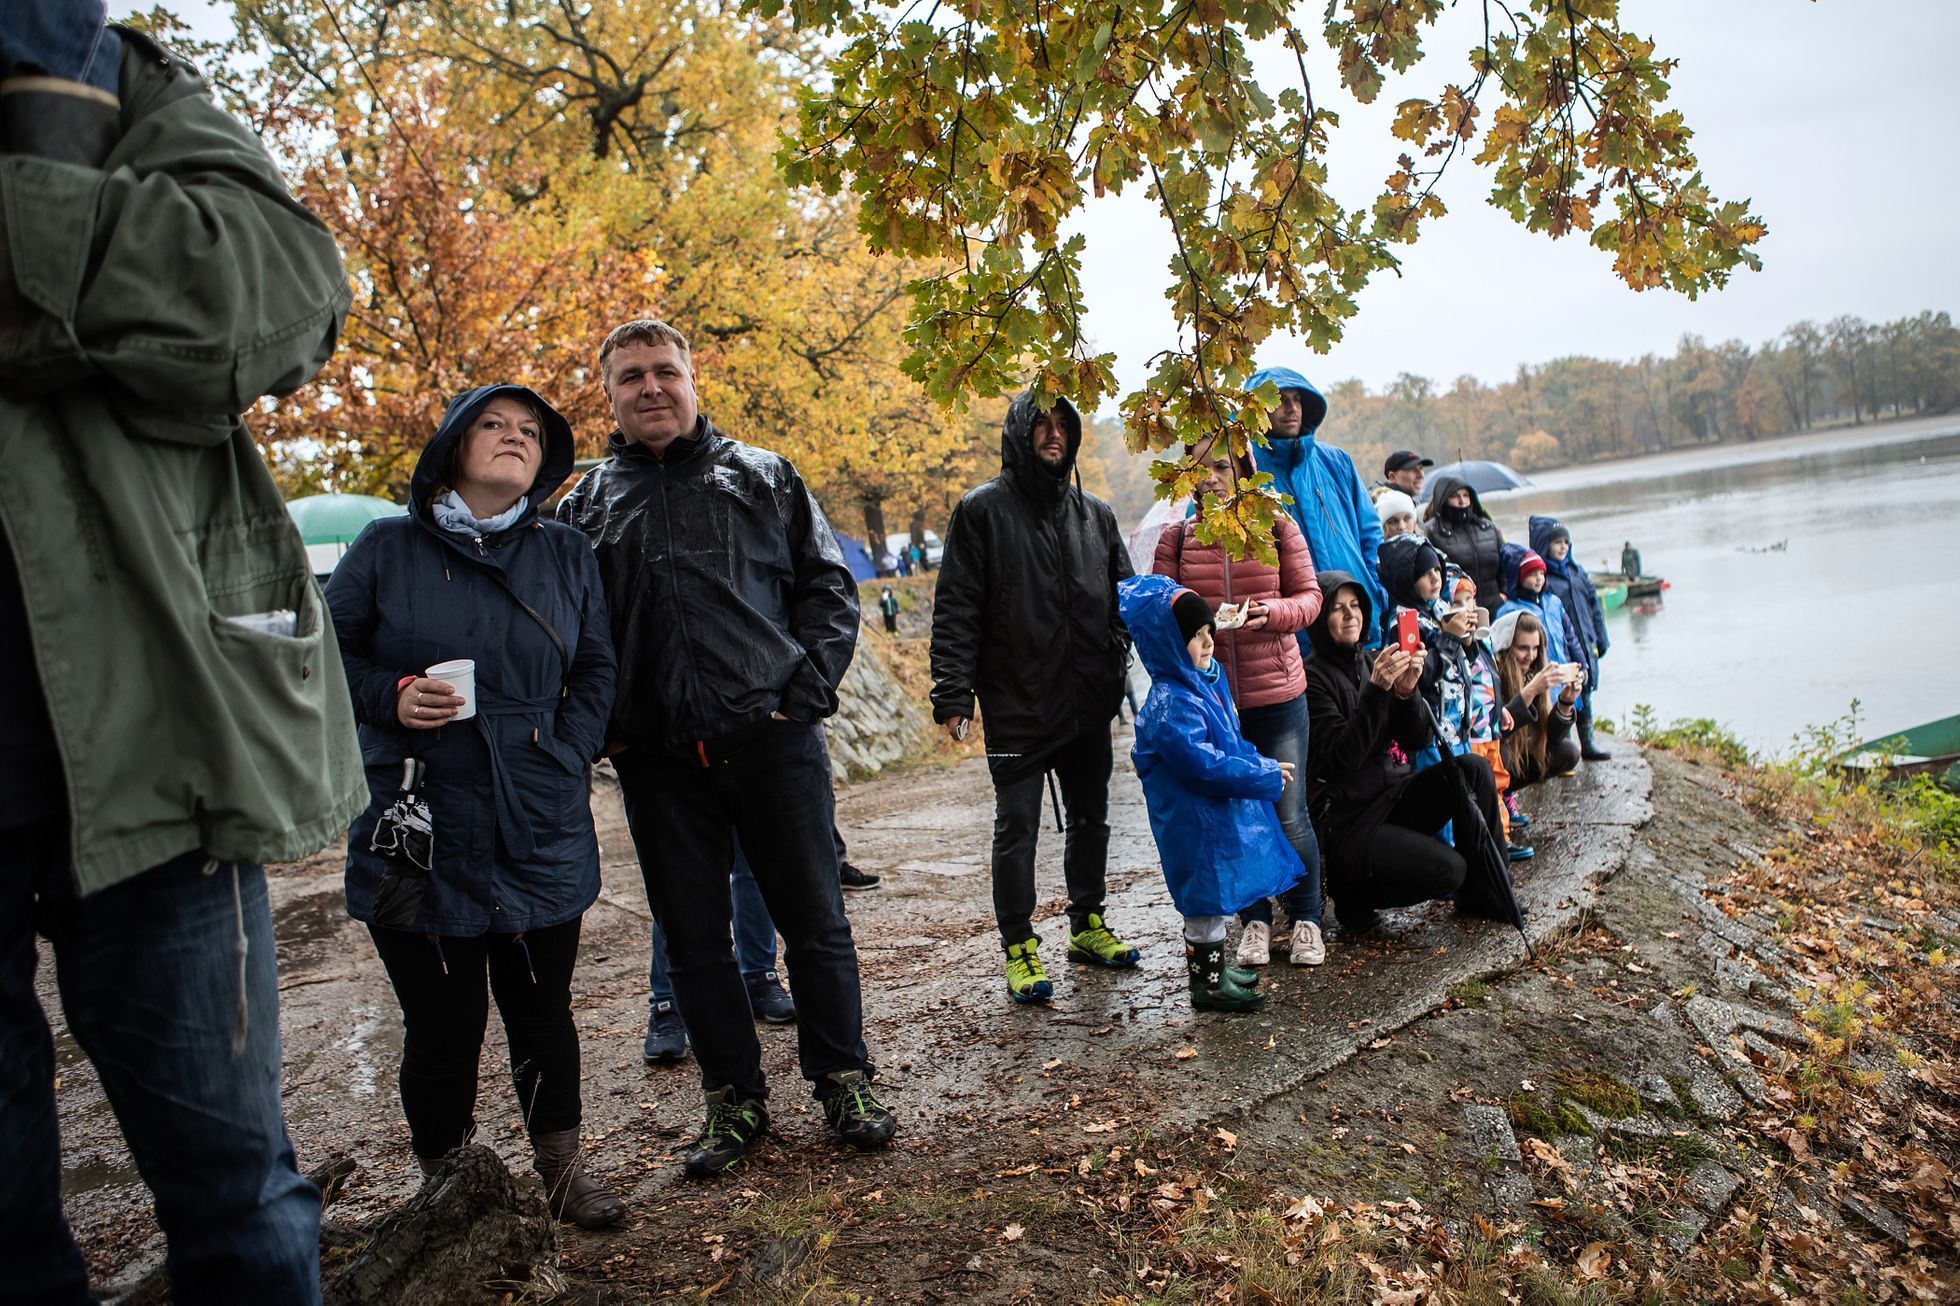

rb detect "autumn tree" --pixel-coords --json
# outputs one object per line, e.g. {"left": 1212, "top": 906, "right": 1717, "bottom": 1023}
{"left": 760, "top": 0, "right": 1767, "bottom": 558}
{"left": 212, "top": 0, "right": 970, "bottom": 533}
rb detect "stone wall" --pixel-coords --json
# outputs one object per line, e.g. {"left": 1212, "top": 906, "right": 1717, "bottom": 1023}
{"left": 824, "top": 635, "right": 928, "bottom": 783}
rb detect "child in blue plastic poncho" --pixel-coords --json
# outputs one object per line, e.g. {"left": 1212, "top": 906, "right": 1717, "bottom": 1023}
{"left": 1118, "top": 574, "right": 1305, "bottom": 1013}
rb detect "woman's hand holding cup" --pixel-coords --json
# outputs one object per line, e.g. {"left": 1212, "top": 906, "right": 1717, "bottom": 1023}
{"left": 397, "top": 677, "right": 465, "bottom": 729}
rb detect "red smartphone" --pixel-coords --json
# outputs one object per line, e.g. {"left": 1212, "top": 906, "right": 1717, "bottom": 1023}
{"left": 1395, "top": 609, "right": 1421, "bottom": 654}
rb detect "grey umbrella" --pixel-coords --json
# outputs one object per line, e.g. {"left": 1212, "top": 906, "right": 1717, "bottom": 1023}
{"left": 1427, "top": 460, "right": 1533, "bottom": 495}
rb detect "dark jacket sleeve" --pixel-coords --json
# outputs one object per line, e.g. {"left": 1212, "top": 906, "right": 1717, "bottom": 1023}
{"left": 1579, "top": 568, "right": 1609, "bottom": 656}
{"left": 1104, "top": 503, "right": 1134, "bottom": 655}
{"left": 778, "top": 468, "right": 860, "bottom": 722}
{"left": 323, "top": 524, "right": 408, "bottom": 729}
{"left": 556, "top": 538, "right": 617, "bottom": 761}
{"left": 929, "top": 497, "right": 986, "bottom": 723}
{"left": 1307, "top": 671, "right": 1393, "bottom": 785}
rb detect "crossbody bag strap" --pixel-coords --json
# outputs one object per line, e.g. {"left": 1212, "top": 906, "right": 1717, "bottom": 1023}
{"left": 484, "top": 567, "right": 573, "bottom": 700}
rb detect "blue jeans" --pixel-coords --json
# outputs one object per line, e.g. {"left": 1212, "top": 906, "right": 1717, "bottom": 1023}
{"left": 0, "top": 2, "right": 121, "bottom": 90}
{"left": 0, "top": 823, "right": 320, "bottom": 1304}
{"left": 647, "top": 847, "right": 779, "bottom": 1005}
{"left": 1235, "top": 695, "right": 1324, "bottom": 927}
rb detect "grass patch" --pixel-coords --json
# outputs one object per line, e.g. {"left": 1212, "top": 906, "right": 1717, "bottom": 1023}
{"left": 1447, "top": 979, "right": 1491, "bottom": 1003}
{"left": 1557, "top": 1072, "right": 1642, "bottom": 1119}
{"left": 1509, "top": 1090, "right": 1591, "bottom": 1137}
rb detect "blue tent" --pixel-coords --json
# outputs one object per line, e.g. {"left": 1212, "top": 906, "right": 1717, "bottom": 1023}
{"left": 832, "top": 531, "right": 879, "bottom": 583}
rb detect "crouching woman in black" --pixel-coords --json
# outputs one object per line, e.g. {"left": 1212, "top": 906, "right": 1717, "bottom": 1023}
{"left": 325, "top": 385, "right": 623, "bottom": 1228}
{"left": 1303, "top": 571, "right": 1504, "bottom": 932}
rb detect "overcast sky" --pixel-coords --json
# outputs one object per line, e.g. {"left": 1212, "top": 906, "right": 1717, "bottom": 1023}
{"left": 177, "top": 1, "right": 1957, "bottom": 403}
{"left": 1064, "top": 0, "right": 1960, "bottom": 400}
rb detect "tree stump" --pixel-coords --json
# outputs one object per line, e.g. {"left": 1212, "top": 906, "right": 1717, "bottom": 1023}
{"left": 323, "top": 1145, "right": 562, "bottom": 1306}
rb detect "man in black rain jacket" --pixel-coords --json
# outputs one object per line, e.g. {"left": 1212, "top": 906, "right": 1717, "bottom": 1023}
{"left": 557, "top": 319, "right": 893, "bottom": 1177}
{"left": 930, "top": 391, "right": 1138, "bottom": 1004}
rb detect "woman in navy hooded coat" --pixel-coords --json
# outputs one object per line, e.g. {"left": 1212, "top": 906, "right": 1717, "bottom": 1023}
{"left": 325, "top": 385, "right": 623, "bottom": 1228}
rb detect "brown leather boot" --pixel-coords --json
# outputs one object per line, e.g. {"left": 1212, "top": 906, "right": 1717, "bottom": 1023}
{"left": 531, "top": 1129, "right": 625, "bottom": 1230}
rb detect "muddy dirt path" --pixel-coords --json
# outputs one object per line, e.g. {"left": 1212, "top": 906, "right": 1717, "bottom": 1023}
{"left": 50, "top": 724, "right": 1661, "bottom": 1300}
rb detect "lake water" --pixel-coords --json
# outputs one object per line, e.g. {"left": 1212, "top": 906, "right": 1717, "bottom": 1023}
{"left": 1485, "top": 416, "right": 1960, "bottom": 757}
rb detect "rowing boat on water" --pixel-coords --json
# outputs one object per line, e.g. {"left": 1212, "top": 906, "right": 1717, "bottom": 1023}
{"left": 1592, "top": 571, "right": 1664, "bottom": 602}
{"left": 1836, "top": 714, "right": 1960, "bottom": 789}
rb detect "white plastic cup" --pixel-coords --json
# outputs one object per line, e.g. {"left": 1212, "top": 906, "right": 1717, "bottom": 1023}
{"left": 427, "top": 658, "right": 477, "bottom": 721}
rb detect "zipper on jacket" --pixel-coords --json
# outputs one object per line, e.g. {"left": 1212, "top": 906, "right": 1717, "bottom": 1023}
{"left": 657, "top": 469, "right": 709, "bottom": 747}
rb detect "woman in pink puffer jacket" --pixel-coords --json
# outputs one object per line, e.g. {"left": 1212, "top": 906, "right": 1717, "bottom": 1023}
{"left": 1152, "top": 438, "right": 1326, "bottom": 967}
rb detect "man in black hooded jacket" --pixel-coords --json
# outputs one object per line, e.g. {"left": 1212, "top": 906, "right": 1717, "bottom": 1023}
{"left": 930, "top": 391, "right": 1137, "bottom": 1004}
{"left": 557, "top": 319, "right": 893, "bottom": 1178}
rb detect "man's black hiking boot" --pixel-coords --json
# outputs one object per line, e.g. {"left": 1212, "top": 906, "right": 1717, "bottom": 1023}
{"left": 840, "top": 862, "right": 882, "bottom": 891}
{"left": 681, "top": 1087, "right": 769, "bottom": 1178}
{"left": 819, "top": 1070, "right": 896, "bottom": 1151}
{"left": 746, "top": 970, "right": 797, "bottom": 1024}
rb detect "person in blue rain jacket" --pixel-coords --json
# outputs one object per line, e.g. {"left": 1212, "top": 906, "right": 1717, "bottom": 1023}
{"left": 1529, "top": 515, "right": 1613, "bottom": 760}
{"left": 1496, "top": 544, "right": 1582, "bottom": 667}
{"left": 1120, "top": 574, "right": 1303, "bottom": 1014}
{"left": 1246, "top": 365, "right": 1387, "bottom": 634}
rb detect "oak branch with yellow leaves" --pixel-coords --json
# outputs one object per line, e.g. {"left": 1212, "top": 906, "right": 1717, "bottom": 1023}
{"left": 761, "top": 0, "right": 1766, "bottom": 559}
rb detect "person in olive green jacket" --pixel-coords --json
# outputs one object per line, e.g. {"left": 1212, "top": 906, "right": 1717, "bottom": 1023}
{"left": 0, "top": 12, "right": 363, "bottom": 1302}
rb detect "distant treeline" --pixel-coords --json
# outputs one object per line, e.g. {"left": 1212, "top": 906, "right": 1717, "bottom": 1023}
{"left": 1084, "top": 308, "right": 1960, "bottom": 527}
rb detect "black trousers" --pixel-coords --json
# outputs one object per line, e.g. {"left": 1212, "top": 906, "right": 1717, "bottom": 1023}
{"left": 368, "top": 917, "right": 583, "bottom": 1158}
{"left": 1344, "top": 755, "right": 1501, "bottom": 914}
{"left": 614, "top": 722, "right": 870, "bottom": 1102}
{"left": 990, "top": 726, "right": 1112, "bottom": 945}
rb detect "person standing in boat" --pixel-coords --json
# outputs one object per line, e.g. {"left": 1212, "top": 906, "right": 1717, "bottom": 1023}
{"left": 1620, "top": 541, "right": 1643, "bottom": 578}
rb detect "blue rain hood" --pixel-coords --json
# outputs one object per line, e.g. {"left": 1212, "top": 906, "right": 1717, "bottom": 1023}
{"left": 408, "top": 384, "right": 577, "bottom": 526}
{"left": 1241, "top": 365, "right": 1386, "bottom": 628}
{"left": 1118, "top": 574, "right": 1303, "bottom": 918}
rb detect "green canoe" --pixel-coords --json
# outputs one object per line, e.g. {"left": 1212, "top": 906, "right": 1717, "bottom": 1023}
{"left": 1837, "top": 714, "right": 1960, "bottom": 789}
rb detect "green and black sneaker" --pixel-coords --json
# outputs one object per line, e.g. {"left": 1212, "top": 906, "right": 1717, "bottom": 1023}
{"left": 1067, "top": 913, "right": 1141, "bottom": 969}
{"left": 819, "top": 1069, "right": 897, "bottom": 1151}
{"left": 681, "top": 1086, "right": 769, "bottom": 1178}
{"left": 1004, "top": 937, "right": 1054, "bottom": 1004}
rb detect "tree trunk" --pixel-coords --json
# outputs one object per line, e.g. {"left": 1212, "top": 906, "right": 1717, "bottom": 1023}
{"left": 323, "top": 1146, "right": 562, "bottom": 1306}
{"left": 861, "top": 499, "right": 889, "bottom": 554}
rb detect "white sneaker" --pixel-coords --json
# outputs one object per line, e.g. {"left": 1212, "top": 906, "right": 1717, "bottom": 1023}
{"left": 1289, "top": 919, "right": 1326, "bottom": 967}
{"left": 1234, "top": 920, "right": 1271, "bottom": 967}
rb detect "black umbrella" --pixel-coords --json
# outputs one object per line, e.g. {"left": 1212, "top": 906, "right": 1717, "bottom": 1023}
{"left": 1408, "top": 698, "right": 1530, "bottom": 950}
{"left": 1428, "top": 460, "right": 1533, "bottom": 496}
{"left": 369, "top": 759, "right": 434, "bottom": 933}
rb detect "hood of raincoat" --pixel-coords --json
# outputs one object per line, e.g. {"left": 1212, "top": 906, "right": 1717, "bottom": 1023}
{"left": 1121, "top": 572, "right": 1211, "bottom": 700}
{"left": 1529, "top": 514, "right": 1573, "bottom": 568}
{"left": 1000, "top": 389, "right": 1083, "bottom": 506}
{"left": 1499, "top": 540, "right": 1530, "bottom": 598}
{"left": 409, "top": 384, "right": 577, "bottom": 526}
{"left": 1245, "top": 365, "right": 1330, "bottom": 453}
{"left": 1426, "top": 473, "right": 1490, "bottom": 526}
{"left": 1306, "top": 569, "right": 1372, "bottom": 666}
{"left": 1377, "top": 534, "right": 1442, "bottom": 612}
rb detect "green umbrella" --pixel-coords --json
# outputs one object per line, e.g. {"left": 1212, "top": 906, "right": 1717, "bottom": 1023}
{"left": 286, "top": 493, "right": 404, "bottom": 545}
